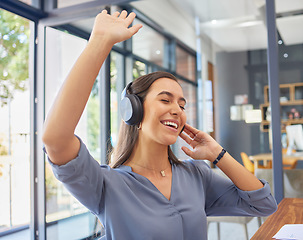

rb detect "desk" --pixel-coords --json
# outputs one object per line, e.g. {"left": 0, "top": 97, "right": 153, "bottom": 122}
{"left": 251, "top": 198, "right": 303, "bottom": 240}
{"left": 249, "top": 153, "right": 303, "bottom": 169}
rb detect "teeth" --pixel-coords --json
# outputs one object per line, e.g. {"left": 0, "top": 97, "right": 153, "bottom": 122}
{"left": 163, "top": 121, "right": 178, "bottom": 129}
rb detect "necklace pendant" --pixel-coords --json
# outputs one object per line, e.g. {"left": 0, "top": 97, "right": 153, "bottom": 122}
{"left": 160, "top": 170, "right": 166, "bottom": 177}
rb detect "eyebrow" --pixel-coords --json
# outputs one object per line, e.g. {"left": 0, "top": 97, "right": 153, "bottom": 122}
{"left": 157, "top": 91, "right": 187, "bottom": 104}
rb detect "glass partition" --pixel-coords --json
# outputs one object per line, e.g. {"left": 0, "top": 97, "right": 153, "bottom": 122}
{"left": 198, "top": 1, "right": 271, "bottom": 238}
{"left": 190, "top": 1, "right": 273, "bottom": 169}
{"left": 133, "top": 60, "right": 147, "bottom": 79}
{"left": 17, "top": 0, "right": 40, "bottom": 8}
{"left": 274, "top": 0, "right": 303, "bottom": 195}
{"left": 110, "top": 51, "right": 124, "bottom": 148}
{"left": 173, "top": 80, "right": 197, "bottom": 160}
{"left": 0, "top": 9, "right": 31, "bottom": 238}
{"left": 199, "top": 0, "right": 303, "bottom": 237}
{"left": 57, "top": 0, "right": 88, "bottom": 8}
{"left": 44, "top": 26, "right": 102, "bottom": 239}
{"left": 132, "top": 18, "right": 169, "bottom": 68}
{"left": 176, "top": 45, "right": 196, "bottom": 82}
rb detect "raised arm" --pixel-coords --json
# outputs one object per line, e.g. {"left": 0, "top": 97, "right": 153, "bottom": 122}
{"left": 42, "top": 10, "right": 142, "bottom": 165}
{"left": 180, "top": 124, "right": 264, "bottom": 191}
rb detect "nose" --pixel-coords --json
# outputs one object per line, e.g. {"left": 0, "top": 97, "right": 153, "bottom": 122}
{"left": 170, "top": 102, "right": 182, "bottom": 115}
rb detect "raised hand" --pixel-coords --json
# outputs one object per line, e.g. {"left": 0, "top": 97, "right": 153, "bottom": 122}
{"left": 90, "top": 10, "right": 142, "bottom": 45}
{"left": 43, "top": 10, "right": 142, "bottom": 166}
{"left": 179, "top": 124, "right": 223, "bottom": 162}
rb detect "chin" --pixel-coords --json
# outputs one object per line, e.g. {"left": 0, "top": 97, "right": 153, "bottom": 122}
{"left": 161, "top": 137, "right": 178, "bottom": 146}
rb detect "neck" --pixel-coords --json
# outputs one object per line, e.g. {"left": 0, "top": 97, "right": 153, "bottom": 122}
{"left": 127, "top": 135, "right": 170, "bottom": 171}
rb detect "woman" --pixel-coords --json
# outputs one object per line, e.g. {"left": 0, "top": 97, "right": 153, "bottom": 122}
{"left": 42, "top": 10, "right": 277, "bottom": 240}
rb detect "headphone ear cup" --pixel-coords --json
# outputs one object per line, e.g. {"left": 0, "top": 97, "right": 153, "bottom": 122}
{"left": 120, "top": 94, "right": 143, "bottom": 125}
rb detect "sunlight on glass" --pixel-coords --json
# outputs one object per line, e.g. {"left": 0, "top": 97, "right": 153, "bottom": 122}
{"left": 0, "top": 9, "right": 30, "bottom": 232}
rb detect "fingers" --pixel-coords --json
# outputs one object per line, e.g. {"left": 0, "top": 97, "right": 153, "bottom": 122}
{"left": 96, "top": 9, "right": 141, "bottom": 42}
{"left": 128, "top": 24, "right": 143, "bottom": 35}
{"left": 111, "top": 10, "right": 139, "bottom": 31}
{"left": 183, "top": 128, "right": 195, "bottom": 139}
{"left": 183, "top": 125, "right": 199, "bottom": 140}
{"left": 125, "top": 12, "right": 137, "bottom": 26}
{"left": 184, "top": 123, "right": 200, "bottom": 136}
{"left": 118, "top": 10, "right": 128, "bottom": 19}
{"left": 112, "top": 11, "right": 120, "bottom": 17}
{"left": 179, "top": 132, "right": 192, "bottom": 145}
{"left": 181, "top": 146, "right": 193, "bottom": 158}
{"left": 179, "top": 132, "right": 200, "bottom": 150}
{"left": 103, "top": 9, "right": 134, "bottom": 21}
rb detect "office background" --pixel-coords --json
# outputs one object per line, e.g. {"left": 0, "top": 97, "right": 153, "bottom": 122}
{"left": 0, "top": 0, "right": 302, "bottom": 239}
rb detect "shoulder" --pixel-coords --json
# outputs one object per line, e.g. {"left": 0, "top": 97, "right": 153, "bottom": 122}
{"left": 46, "top": 136, "right": 119, "bottom": 181}
{"left": 176, "top": 159, "right": 213, "bottom": 179}
{"left": 181, "top": 159, "right": 212, "bottom": 171}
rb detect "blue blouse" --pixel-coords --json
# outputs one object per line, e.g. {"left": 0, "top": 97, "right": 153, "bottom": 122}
{"left": 47, "top": 137, "right": 277, "bottom": 240}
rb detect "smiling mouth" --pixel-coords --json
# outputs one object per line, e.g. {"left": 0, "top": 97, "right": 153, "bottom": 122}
{"left": 161, "top": 120, "right": 178, "bottom": 129}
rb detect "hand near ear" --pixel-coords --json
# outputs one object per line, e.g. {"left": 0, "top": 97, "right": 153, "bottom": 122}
{"left": 180, "top": 124, "right": 265, "bottom": 191}
{"left": 179, "top": 124, "right": 223, "bottom": 162}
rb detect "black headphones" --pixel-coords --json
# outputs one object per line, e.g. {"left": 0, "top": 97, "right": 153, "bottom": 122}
{"left": 120, "top": 82, "right": 143, "bottom": 125}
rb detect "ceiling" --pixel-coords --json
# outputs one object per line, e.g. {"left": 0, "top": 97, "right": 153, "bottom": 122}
{"left": 68, "top": 0, "right": 303, "bottom": 53}
{"left": 166, "top": 0, "right": 303, "bottom": 51}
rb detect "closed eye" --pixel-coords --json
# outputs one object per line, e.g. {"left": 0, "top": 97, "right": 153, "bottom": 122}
{"left": 161, "top": 99, "right": 169, "bottom": 103}
{"left": 180, "top": 105, "right": 185, "bottom": 110}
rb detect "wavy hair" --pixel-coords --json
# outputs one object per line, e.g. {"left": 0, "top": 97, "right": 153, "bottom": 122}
{"left": 110, "top": 71, "right": 183, "bottom": 168}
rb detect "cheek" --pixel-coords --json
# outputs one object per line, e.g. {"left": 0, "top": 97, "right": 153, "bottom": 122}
{"left": 144, "top": 102, "right": 164, "bottom": 116}
{"left": 182, "top": 112, "right": 187, "bottom": 124}
{"left": 142, "top": 103, "right": 161, "bottom": 124}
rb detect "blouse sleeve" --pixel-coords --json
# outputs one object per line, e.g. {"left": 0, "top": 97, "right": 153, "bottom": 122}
{"left": 44, "top": 136, "right": 110, "bottom": 215}
{"left": 193, "top": 160, "right": 277, "bottom": 217}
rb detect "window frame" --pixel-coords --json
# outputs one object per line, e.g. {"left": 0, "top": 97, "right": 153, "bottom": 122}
{"left": 0, "top": 2, "right": 198, "bottom": 239}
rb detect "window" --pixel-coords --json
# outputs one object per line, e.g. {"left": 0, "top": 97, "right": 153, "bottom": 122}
{"left": 176, "top": 45, "right": 196, "bottom": 82}
{"left": 205, "top": 80, "right": 214, "bottom": 133}
{"left": 132, "top": 19, "right": 169, "bottom": 68}
{"left": 44, "top": 27, "right": 101, "bottom": 239}
{"left": 0, "top": 9, "right": 31, "bottom": 237}
{"left": 133, "top": 60, "right": 147, "bottom": 79}
{"left": 110, "top": 51, "right": 124, "bottom": 148}
{"left": 17, "top": 0, "right": 40, "bottom": 8}
{"left": 173, "top": 80, "right": 197, "bottom": 160}
{"left": 0, "top": 3, "right": 200, "bottom": 239}
{"left": 57, "top": 0, "right": 89, "bottom": 8}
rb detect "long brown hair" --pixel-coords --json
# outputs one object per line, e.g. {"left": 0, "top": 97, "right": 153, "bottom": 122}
{"left": 110, "top": 71, "right": 183, "bottom": 168}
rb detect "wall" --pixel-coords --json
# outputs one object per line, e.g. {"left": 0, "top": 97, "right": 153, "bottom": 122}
{"left": 215, "top": 51, "right": 252, "bottom": 163}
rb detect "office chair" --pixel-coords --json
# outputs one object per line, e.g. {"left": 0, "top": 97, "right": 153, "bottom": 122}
{"left": 207, "top": 216, "right": 261, "bottom": 240}
{"left": 240, "top": 152, "right": 255, "bottom": 173}
{"left": 255, "top": 168, "right": 303, "bottom": 198}
{"left": 240, "top": 152, "right": 272, "bottom": 174}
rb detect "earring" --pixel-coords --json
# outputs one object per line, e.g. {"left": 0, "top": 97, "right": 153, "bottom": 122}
{"left": 137, "top": 122, "right": 142, "bottom": 130}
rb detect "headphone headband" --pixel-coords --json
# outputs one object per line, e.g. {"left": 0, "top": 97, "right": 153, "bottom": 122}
{"left": 121, "top": 82, "right": 132, "bottom": 100}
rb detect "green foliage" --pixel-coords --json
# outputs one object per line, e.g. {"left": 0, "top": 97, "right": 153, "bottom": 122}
{"left": 110, "top": 57, "right": 117, "bottom": 89}
{"left": 0, "top": 10, "right": 29, "bottom": 105}
{"left": 133, "top": 61, "right": 146, "bottom": 80}
{"left": 0, "top": 143, "right": 8, "bottom": 155}
{"left": 0, "top": 138, "right": 8, "bottom": 155}
{"left": 45, "top": 165, "right": 58, "bottom": 200}
{"left": 0, "top": 137, "right": 7, "bottom": 178}
{"left": 87, "top": 96, "right": 100, "bottom": 152}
